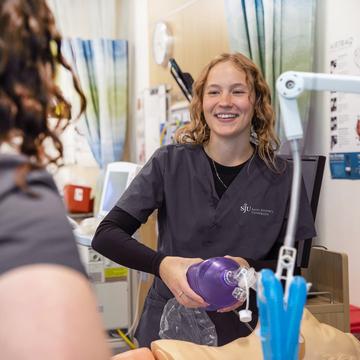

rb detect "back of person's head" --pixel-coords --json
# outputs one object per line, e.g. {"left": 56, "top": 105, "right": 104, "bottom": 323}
{"left": 176, "top": 52, "right": 280, "bottom": 171}
{"left": 0, "top": 0, "right": 85, "bottom": 166}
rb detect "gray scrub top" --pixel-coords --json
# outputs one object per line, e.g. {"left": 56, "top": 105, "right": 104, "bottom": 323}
{"left": 117, "top": 144, "right": 316, "bottom": 262}
{"left": 0, "top": 154, "right": 85, "bottom": 276}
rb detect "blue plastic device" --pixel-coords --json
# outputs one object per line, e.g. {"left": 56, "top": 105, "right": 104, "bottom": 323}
{"left": 257, "top": 269, "right": 307, "bottom": 360}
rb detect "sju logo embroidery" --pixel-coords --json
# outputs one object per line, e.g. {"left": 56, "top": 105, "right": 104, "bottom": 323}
{"left": 240, "top": 203, "right": 252, "bottom": 213}
{"left": 240, "top": 202, "right": 274, "bottom": 216}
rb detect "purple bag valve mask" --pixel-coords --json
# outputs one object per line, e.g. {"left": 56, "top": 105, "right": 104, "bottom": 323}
{"left": 186, "top": 257, "right": 257, "bottom": 311}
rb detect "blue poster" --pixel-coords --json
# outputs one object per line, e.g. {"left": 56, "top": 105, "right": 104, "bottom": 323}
{"left": 330, "top": 152, "right": 360, "bottom": 179}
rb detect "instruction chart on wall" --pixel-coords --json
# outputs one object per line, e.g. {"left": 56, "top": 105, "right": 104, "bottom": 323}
{"left": 160, "top": 101, "right": 190, "bottom": 146}
{"left": 328, "top": 36, "right": 360, "bottom": 179}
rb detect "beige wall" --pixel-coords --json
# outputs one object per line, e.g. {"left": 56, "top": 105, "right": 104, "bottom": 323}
{"left": 306, "top": 0, "right": 360, "bottom": 306}
{"left": 148, "top": 0, "right": 230, "bottom": 99}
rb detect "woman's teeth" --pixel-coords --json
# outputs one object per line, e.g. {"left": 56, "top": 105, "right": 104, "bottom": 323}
{"left": 216, "top": 113, "right": 237, "bottom": 119}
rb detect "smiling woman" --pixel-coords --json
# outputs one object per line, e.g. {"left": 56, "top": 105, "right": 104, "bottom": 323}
{"left": 177, "top": 52, "right": 279, "bottom": 170}
{"left": 91, "top": 52, "right": 316, "bottom": 348}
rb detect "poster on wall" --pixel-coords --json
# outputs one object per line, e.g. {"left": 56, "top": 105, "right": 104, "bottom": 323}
{"left": 328, "top": 37, "right": 360, "bottom": 179}
{"left": 143, "top": 84, "right": 168, "bottom": 161}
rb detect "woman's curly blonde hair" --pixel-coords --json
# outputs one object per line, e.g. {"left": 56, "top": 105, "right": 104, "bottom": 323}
{"left": 175, "top": 53, "right": 280, "bottom": 171}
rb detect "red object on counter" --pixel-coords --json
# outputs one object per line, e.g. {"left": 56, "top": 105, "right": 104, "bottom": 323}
{"left": 63, "top": 184, "right": 93, "bottom": 213}
{"left": 350, "top": 305, "right": 360, "bottom": 333}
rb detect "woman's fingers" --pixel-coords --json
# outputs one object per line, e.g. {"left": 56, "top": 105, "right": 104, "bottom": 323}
{"left": 224, "top": 255, "right": 249, "bottom": 269}
{"left": 175, "top": 281, "right": 208, "bottom": 308}
{"left": 217, "top": 300, "right": 244, "bottom": 313}
{"left": 177, "top": 294, "right": 206, "bottom": 308}
{"left": 160, "top": 256, "right": 207, "bottom": 307}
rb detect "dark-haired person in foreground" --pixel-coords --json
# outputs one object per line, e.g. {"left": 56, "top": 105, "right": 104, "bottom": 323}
{"left": 0, "top": 1, "right": 110, "bottom": 358}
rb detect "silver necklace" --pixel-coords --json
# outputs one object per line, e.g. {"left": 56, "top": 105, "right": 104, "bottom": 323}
{"left": 211, "top": 158, "right": 228, "bottom": 189}
{"left": 210, "top": 149, "right": 256, "bottom": 190}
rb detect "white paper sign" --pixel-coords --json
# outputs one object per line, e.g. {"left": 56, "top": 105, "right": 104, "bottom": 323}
{"left": 329, "top": 37, "right": 360, "bottom": 179}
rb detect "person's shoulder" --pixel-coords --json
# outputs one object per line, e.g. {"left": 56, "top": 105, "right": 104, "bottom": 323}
{"left": 253, "top": 153, "right": 290, "bottom": 181}
{"left": 27, "top": 169, "right": 64, "bottom": 214}
{"left": 0, "top": 153, "right": 59, "bottom": 199}
{"left": 274, "top": 155, "right": 290, "bottom": 173}
{"left": 151, "top": 143, "right": 202, "bottom": 161}
{"left": 160, "top": 143, "right": 202, "bottom": 156}
{"left": 253, "top": 153, "right": 286, "bottom": 169}
{"left": 0, "top": 165, "right": 68, "bottom": 238}
{"left": 0, "top": 154, "right": 29, "bottom": 198}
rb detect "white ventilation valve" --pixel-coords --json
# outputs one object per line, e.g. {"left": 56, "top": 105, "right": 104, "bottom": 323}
{"left": 239, "top": 309, "right": 252, "bottom": 323}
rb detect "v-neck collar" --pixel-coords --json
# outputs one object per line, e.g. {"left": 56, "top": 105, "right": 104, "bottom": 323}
{"left": 198, "top": 145, "right": 259, "bottom": 203}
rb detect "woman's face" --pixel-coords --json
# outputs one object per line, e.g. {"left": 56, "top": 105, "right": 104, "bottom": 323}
{"left": 202, "top": 61, "right": 255, "bottom": 142}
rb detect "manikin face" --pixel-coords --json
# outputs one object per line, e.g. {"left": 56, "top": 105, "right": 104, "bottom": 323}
{"left": 202, "top": 61, "right": 255, "bottom": 142}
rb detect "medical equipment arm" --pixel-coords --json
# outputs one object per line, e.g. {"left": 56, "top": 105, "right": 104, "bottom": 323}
{"left": 275, "top": 71, "right": 360, "bottom": 294}
{"left": 276, "top": 71, "right": 360, "bottom": 141}
{"left": 257, "top": 71, "right": 360, "bottom": 360}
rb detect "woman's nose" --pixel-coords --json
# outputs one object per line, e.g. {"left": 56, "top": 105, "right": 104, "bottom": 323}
{"left": 219, "top": 92, "right": 232, "bottom": 106}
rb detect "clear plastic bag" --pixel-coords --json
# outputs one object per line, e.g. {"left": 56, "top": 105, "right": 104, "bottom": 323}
{"left": 159, "top": 297, "right": 218, "bottom": 346}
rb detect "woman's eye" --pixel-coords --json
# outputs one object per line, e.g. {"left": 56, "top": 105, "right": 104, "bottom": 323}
{"left": 233, "top": 89, "right": 246, "bottom": 95}
{"left": 207, "top": 90, "right": 220, "bottom": 95}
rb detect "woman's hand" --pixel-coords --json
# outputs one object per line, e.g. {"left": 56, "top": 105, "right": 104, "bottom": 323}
{"left": 224, "top": 255, "right": 249, "bottom": 269}
{"left": 159, "top": 256, "right": 209, "bottom": 308}
{"left": 217, "top": 255, "right": 250, "bottom": 313}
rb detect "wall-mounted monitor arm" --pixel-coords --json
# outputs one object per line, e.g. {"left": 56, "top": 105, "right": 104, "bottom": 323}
{"left": 257, "top": 71, "right": 360, "bottom": 360}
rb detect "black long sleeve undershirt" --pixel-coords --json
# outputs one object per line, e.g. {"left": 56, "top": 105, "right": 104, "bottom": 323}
{"left": 92, "top": 206, "right": 166, "bottom": 277}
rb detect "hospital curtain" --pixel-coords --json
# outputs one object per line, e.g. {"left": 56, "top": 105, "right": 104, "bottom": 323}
{"left": 62, "top": 38, "right": 128, "bottom": 168}
{"left": 224, "top": 0, "right": 317, "bottom": 147}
